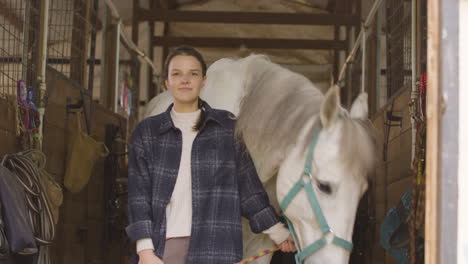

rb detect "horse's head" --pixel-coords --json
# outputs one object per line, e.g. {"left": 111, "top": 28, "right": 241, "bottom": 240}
{"left": 277, "top": 86, "right": 377, "bottom": 264}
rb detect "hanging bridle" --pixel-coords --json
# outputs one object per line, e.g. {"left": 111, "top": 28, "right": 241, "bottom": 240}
{"left": 279, "top": 127, "right": 353, "bottom": 264}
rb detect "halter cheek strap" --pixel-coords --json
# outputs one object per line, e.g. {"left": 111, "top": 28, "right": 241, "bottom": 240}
{"left": 280, "top": 129, "right": 353, "bottom": 263}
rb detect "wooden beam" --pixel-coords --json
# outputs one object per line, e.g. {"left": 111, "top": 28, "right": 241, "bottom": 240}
{"left": 153, "top": 36, "right": 346, "bottom": 50}
{"left": 158, "top": 0, "right": 177, "bottom": 9}
{"left": 137, "top": 9, "right": 359, "bottom": 26}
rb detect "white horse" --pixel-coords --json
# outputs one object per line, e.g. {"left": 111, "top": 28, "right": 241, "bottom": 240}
{"left": 145, "top": 55, "right": 377, "bottom": 264}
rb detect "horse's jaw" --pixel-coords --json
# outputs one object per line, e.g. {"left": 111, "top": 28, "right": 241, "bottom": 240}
{"left": 303, "top": 248, "right": 350, "bottom": 264}
{"left": 291, "top": 218, "right": 352, "bottom": 264}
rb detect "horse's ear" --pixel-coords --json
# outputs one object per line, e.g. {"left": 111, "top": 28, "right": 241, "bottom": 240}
{"left": 350, "top": 92, "right": 369, "bottom": 120}
{"left": 320, "top": 85, "right": 341, "bottom": 128}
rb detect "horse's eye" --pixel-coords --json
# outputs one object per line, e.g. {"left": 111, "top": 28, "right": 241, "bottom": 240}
{"left": 317, "top": 181, "right": 332, "bottom": 194}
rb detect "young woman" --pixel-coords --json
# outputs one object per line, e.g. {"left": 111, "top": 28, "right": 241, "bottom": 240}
{"left": 126, "top": 46, "right": 295, "bottom": 264}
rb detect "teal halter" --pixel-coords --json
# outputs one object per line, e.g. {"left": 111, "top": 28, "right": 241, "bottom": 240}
{"left": 280, "top": 128, "right": 353, "bottom": 263}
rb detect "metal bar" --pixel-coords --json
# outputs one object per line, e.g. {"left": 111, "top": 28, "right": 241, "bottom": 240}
{"left": 336, "top": 0, "right": 385, "bottom": 86}
{"left": 22, "top": 0, "right": 30, "bottom": 82}
{"left": 100, "top": 5, "right": 107, "bottom": 105}
{"left": 152, "top": 36, "right": 346, "bottom": 50}
{"left": 36, "top": 0, "right": 50, "bottom": 149}
{"left": 104, "top": 0, "right": 157, "bottom": 73}
{"left": 410, "top": 0, "right": 417, "bottom": 165}
{"left": 136, "top": 8, "right": 359, "bottom": 25}
{"left": 375, "top": 5, "right": 383, "bottom": 109}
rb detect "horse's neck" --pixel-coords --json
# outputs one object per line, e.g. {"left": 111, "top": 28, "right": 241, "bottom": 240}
{"left": 249, "top": 116, "right": 320, "bottom": 184}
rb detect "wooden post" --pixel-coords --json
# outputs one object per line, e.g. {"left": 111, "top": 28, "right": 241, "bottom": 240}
{"left": 161, "top": 21, "right": 169, "bottom": 96}
{"left": 333, "top": 2, "right": 340, "bottom": 82}
{"left": 147, "top": 0, "right": 156, "bottom": 100}
{"left": 425, "top": 0, "right": 441, "bottom": 262}
{"left": 87, "top": 0, "right": 99, "bottom": 95}
{"left": 101, "top": 7, "right": 118, "bottom": 110}
{"left": 130, "top": 0, "right": 141, "bottom": 130}
{"left": 71, "top": 0, "right": 91, "bottom": 86}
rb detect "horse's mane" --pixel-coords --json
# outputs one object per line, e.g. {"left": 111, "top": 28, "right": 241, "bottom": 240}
{"left": 339, "top": 116, "right": 379, "bottom": 177}
{"left": 235, "top": 55, "right": 378, "bottom": 179}
{"left": 235, "top": 55, "right": 324, "bottom": 156}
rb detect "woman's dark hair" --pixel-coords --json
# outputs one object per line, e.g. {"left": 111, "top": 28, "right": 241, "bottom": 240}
{"left": 163, "top": 45, "right": 207, "bottom": 131}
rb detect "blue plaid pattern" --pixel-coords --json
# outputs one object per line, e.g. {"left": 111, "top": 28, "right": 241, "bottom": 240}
{"left": 126, "top": 101, "right": 280, "bottom": 264}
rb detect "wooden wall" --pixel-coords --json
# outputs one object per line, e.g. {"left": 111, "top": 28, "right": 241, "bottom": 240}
{"left": 370, "top": 88, "right": 414, "bottom": 264}
{"left": 0, "top": 97, "right": 17, "bottom": 157}
{"left": 0, "top": 68, "right": 128, "bottom": 264}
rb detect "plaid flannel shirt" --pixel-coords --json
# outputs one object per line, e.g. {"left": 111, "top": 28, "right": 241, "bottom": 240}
{"left": 126, "top": 101, "right": 279, "bottom": 264}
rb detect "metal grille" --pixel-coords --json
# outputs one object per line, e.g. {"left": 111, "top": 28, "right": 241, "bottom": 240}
{"left": 386, "top": 0, "right": 412, "bottom": 98}
{"left": 48, "top": 0, "right": 99, "bottom": 88}
{"left": 0, "top": 0, "right": 99, "bottom": 97}
{"left": 0, "top": 0, "right": 40, "bottom": 97}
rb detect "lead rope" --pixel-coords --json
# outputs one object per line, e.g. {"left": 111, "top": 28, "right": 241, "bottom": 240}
{"left": 409, "top": 73, "right": 426, "bottom": 264}
{"left": 236, "top": 245, "right": 280, "bottom": 264}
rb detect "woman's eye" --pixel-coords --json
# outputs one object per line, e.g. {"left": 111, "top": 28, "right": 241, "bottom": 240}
{"left": 172, "top": 72, "right": 179, "bottom": 76}
{"left": 191, "top": 72, "right": 198, "bottom": 76}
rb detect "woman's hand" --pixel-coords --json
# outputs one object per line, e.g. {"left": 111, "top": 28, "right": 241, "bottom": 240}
{"left": 138, "top": 249, "right": 164, "bottom": 264}
{"left": 278, "top": 235, "right": 296, "bottom": 253}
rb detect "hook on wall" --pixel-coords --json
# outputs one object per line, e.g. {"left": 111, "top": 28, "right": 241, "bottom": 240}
{"left": 66, "top": 96, "right": 90, "bottom": 135}
{"left": 66, "top": 97, "right": 84, "bottom": 114}
{"left": 385, "top": 110, "right": 403, "bottom": 128}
